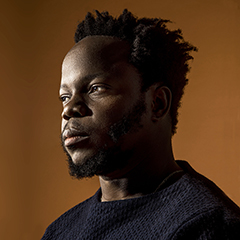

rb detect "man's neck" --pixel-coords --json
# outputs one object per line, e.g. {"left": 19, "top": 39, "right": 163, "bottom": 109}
{"left": 99, "top": 153, "right": 181, "bottom": 202}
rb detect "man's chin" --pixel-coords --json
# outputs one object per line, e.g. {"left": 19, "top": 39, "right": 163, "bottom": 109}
{"left": 65, "top": 146, "right": 131, "bottom": 179}
{"left": 66, "top": 153, "right": 102, "bottom": 179}
{"left": 70, "top": 152, "right": 95, "bottom": 167}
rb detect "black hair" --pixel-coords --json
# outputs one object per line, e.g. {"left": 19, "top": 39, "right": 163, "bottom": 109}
{"left": 74, "top": 9, "right": 197, "bottom": 135}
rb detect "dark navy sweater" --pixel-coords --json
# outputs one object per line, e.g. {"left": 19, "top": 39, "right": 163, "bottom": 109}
{"left": 41, "top": 161, "right": 240, "bottom": 239}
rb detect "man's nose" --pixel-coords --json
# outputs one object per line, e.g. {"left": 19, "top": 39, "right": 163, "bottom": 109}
{"left": 61, "top": 98, "right": 90, "bottom": 120}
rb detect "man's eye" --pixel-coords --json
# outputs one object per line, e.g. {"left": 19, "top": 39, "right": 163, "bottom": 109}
{"left": 89, "top": 85, "right": 107, "bottom": 93}
{"left": 59, "top": 95, "right": 70, "bottom": 102}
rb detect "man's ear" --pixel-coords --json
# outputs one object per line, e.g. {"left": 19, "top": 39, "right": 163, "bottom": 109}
{"left": 151, "top": 85, "right": 172, "bottom": 121}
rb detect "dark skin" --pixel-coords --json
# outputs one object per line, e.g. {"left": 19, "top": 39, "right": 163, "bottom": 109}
{"left": 60, "top": 36, "right": 181, "bottom": 202}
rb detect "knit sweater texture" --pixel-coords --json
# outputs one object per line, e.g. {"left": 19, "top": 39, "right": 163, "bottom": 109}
{"left": 41, "top": 161, "right": 240, "bottom": 239}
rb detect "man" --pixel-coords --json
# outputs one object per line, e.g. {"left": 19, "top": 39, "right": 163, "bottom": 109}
{"left": 42, "top": 10, "right": 240, "bottom": 239}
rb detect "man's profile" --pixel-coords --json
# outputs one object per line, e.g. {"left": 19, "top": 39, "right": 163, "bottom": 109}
{"left": 42, "top": 9, "right": 240, "bottom": 239}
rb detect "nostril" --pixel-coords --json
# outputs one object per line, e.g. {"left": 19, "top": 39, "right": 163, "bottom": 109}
{"left": 62, "top": 111, "right": 70, "bottom": 120}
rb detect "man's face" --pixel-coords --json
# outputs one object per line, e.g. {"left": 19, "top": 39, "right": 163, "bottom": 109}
{"left": 60, "top": 36, "right": 150, "bottom": 178}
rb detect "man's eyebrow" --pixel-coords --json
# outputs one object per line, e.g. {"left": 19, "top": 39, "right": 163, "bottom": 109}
{"left": 60, "top": 84, "right": 69, "bottom": 89}
{"left": 82, "top": 73, "right": 106, "bottom": 82}
{"left": 60, "top": 73, "right": 106, "bottom": 89}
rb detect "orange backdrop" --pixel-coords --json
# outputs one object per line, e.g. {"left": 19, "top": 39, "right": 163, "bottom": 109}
{"left": 1, "top": 0, "right": 240, "bottom": 239}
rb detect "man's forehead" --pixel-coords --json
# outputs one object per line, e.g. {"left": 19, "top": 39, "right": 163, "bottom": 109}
{"left": 64, "top": 36, "right": 131, "bottom": 66}
{"left": 61, "top": 36, "right": 135, "bottom": 89}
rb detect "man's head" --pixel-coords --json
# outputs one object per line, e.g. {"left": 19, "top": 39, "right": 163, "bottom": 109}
{"left": 60, "top": 10, "right": 196, "bottom": 179}
{"left": 74, "top": 9, "right": 197, "bottom": 135}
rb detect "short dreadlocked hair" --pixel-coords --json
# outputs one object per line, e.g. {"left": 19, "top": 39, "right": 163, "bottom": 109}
{"left": 74, "top": 9, "right": 197, "bottom": 135}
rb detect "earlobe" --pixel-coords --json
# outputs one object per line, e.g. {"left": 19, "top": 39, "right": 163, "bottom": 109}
{"left": 151, "top": 86, "right": 172, "bottom": 121}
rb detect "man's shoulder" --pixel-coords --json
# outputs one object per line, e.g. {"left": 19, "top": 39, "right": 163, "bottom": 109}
{"left": 174, "top": 160, "right": 240, "bottom": 216}
{"left": 160, "top": 161, "right": 240, "bottom": 239}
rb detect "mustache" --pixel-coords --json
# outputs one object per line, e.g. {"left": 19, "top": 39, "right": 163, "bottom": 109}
{"left": 61, "top": 119, "right": 93, "bottom": 141}
{"left": 62, "top": 119, "right": 88, "bottom": 132}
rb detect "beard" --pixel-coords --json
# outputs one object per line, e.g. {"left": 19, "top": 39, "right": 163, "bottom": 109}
{"left": 61, "top": 97, "right": 146, "bottom": 179}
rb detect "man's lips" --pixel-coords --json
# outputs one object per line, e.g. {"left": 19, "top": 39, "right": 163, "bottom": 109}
{"left": 62, "top": 128, "right": 89, "bottom": 147}
{"left": 64, "top": 135, "right": 89, "bottom": 146}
